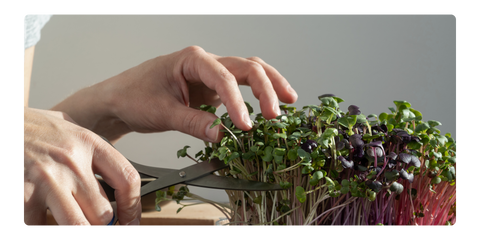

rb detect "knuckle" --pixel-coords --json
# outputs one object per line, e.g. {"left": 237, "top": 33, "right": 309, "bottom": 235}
{"left": 182, "top": 112, "right": 204, "bottom": 137}
{"left": 123, "top": 164, "right": 141, "bottom": 189}
{"left": 75, "top": 128, "right": 97, "bottom": 145}
{"left": 218, "top": 67, "right": 234, "bottom": 81}
{"left": 246, "top": 59, "right": 265, "bottom": 73}
{"left": 248, "top": 56, "right": 264, "bottom": 63}
{"left": 182, "top": 45, "right": 205, "bottom": 55}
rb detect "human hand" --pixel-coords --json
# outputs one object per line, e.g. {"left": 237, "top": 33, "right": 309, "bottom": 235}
{"left": 58, "top": 46, "right": 297, "bottom": 143}
{"left": 24, "top": 107, "right": 141, "bottom": 225}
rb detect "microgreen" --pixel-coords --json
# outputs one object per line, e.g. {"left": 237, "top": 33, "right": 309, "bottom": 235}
{"left": 164, "top": 95, "right": 456, "bottom": 225}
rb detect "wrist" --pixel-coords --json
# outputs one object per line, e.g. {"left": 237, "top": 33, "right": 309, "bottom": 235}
{"left": 51, "top": 78, "right": 132, "bottom": 142}
{"left": 93, "top": 77, "right": 133, "bottom": 142}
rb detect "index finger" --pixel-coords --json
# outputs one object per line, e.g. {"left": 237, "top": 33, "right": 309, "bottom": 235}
{"left": 179, "top": 46, "right": 252, "bottom": 131}
{"left": 91, "top": 137, "right": 142, "bottom": 225}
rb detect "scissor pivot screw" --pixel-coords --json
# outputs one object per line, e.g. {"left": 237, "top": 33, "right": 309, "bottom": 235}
{"left": 179, "top": 171, "right": 186, "bottom": 178}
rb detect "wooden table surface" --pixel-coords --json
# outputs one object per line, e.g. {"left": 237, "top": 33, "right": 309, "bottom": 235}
{"left": 46, "top": 200, "right": 229, "bottom": 225}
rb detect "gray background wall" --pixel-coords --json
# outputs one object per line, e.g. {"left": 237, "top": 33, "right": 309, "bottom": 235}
{"left": 30, "top": 15, "right": 455, "bottom": 203}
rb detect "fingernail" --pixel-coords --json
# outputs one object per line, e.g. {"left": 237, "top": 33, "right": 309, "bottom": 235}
{"left": 205, "top": 123, "right": 219, "bottom": 142}
{"left": 127, "top": 218, "right": 140, "bottom": 225}
{"left": 243, "top": 112, "right": 252, "bottom": 128}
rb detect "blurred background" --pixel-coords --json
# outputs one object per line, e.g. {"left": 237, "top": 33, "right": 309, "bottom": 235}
{"left": 30, "top": 15, "right": 455, "bottom": 203}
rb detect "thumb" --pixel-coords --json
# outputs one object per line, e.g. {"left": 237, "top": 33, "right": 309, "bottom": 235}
{"left": 167, "top": 104, "right": 224, "bottom": 143}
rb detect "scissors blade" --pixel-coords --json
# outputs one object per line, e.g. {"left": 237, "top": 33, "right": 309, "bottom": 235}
{"left": 139, "top": 158, "right": 227, "bottom": 197}
{"left": 127, "top": 159, "right": 174, "bottom": 178}
{"left": 186, "top": 174, "right": 283, "bottom": 191}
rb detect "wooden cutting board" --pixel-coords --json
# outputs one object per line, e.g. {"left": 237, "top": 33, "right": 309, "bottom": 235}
{"left": 46, "top": 200, "right": 229, "bottom": 225}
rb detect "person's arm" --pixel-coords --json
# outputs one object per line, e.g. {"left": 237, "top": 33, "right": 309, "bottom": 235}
{"left": 51, "top": 81, "right": 131, "bottom": 144}
{"left": 24, "top": 46, "right": 142, "bottom": 225}
{"left": 24, "top": 46, "right": 35, "bottom": 107}
{"left": 51, "top": 46, "right": 298, "bottom": 145}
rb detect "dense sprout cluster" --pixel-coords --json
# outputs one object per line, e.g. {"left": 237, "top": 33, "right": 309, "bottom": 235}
{"left": 172, "top": 95, "right": 456, "bottom": 225}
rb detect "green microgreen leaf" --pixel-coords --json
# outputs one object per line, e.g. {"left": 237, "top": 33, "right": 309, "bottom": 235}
{"left": 210, "top": 118, "right": 222, "bottom": 129}
{"left": 177, "top": 145, "right": 190, "bottom": 158}
{"left": 295, "top": 186, "right": 307, "bottom": 203}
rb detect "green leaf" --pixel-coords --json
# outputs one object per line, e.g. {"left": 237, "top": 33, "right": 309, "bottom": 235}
{"left": 244, "top": 101, "right": 254, "bottom": 115}
{"left": 432, "top": 151, "right": 442, "bottom": 159}
{"left": 447, "top": 156, "right": 456, "bottom": 164}
{"left": 431, "top": 176, "right": 442, "bottom": 184}
{"left": 379, "top": 112, "right": 388, "bottom": 122}
{"left": 271, "top": 122, "right": 288, "bottom": 129}
{"left": 366, "top": 189, "right": 377, "bottom": 202}
{"left": 223, "top": 117, "right": 233, "bottom": 128}
{"left": 274, "top": 148, "right": 286, "bottom": 156}
{"left": 436, "top": 135, "right": 448, "bottom": 146}
{"left": 325, "top": 176, "right": 335, "bottom": 186}
{"left": 167, "top": 185, "right": 176, "bottom": 195}
{"left": 356, "top": 114, "right": 367, "bottom": 124}
{"left": 297, "top": 148, "right": 309, "bottom": 160}
{"left": 362, "top": 133, "right": 385, "bottom": 141}
{"left": 156, "top": 190, "right": 167, "bottom": 199}
{"left": 322, "top": 128, "right": 338, "bottom": 138}
{"left": 262, "top": 146, "right": 273, "bottom": 162}
{"left": 401, "top": 108, "right": 416, "bottom": 121}
{"left": 441, "top": 168, "right": 454, "bottom": 181}
{"left": 301, "top": 165, "right": 314, "bottom": 174}
{"left": 324, "top": 106, "right": 340, "bottom": 115}
{"left": 274, "top": 154, "right": 284, "bottom": 164}
{"left": 288, "top": 131, "right": 302, "bottom": 140}
{"left": 338, "top": 116, "right": 350, "bottom": 128}
{"left": 295, "top": 186, "right": 307, "bottom": 203}
{"left": 340, "top": 187, "right": 350, "bottom": 194}
{"left": 210, "top": 118, "right": 222, "bottom": 129}
{"left": 428, "top": 120, "right": 442, "bottom": 128}
{"left": 319, "top": 96, "right": 339, "bottom": 109}
{"left": 276, "top": 164, "right": 286, "bottom": 172}
{"left": 332, "top": 96, "right": 344, "bottom": 104}
{"left": 394, "top": 100, "right": 411, "bottom": 110}
{"left": 407, "top": 141, "right": 423, "bottom": 150}
{"left": 384, "top": 170, "right": 399, "bottom": 182}
{"left": 309, "top": 171, "right": 324, "bottom": 186}
{"left": 200, "top": 104, "right": 217, "bottom": 114}
{"left": 415, "top": 122, "right": 430, "bottom": 133}
{"left": 280, "top": 181, "right": 293, "bottom": 189}
{"left": 429, "top": 127, "right": 441, "bottom": 134}
{"left": 287, "top": 148, "right": 298, "bottom": 161}
{"left": 410, "top": 108, "right": 423, "bottom": 121}
{"left": 177, "top": 146, "right": 190, "bottom": 158}
{"left": 242, "top": 150, "right": 255, "bottom": 160}
{"left": 228, "top": 151, "right": 240, "bottom": 162}
{"left": 176, "top": 207, "right": 184, "bottom": 214}
{"left": 272, "top": 132, "right": 287, "bottom": 139}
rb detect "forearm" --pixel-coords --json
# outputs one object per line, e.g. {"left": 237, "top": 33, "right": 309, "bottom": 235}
{"left": 24, "top": 46, "right": 35, "bottom": 107}
{"left": 50, "top": 78, "right": 132, "bottom": 143}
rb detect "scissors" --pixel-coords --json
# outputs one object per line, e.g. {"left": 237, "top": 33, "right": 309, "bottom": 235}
{"left": 97, "top": 136, "right": 282, "bottom": 225}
